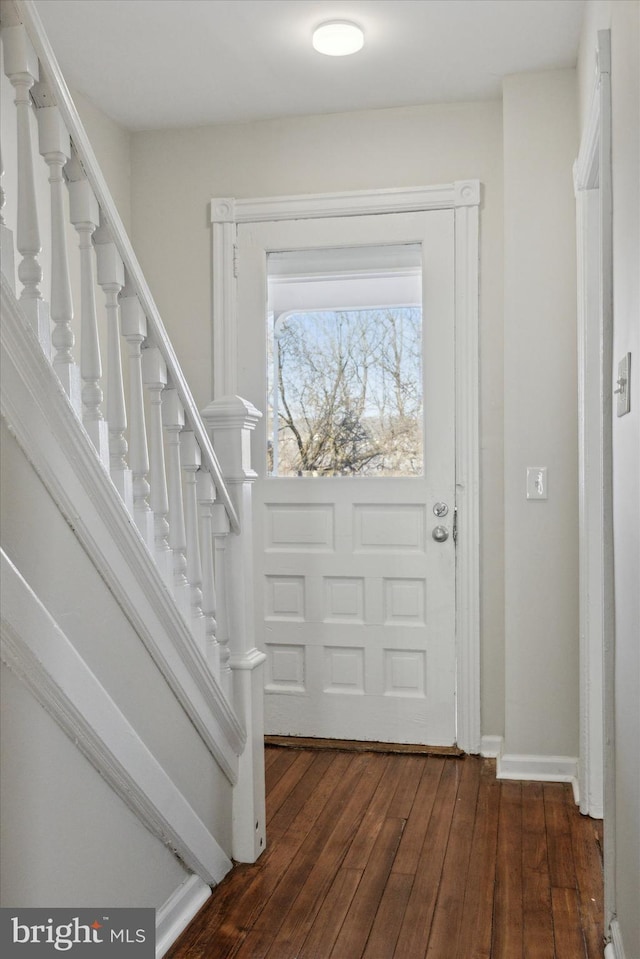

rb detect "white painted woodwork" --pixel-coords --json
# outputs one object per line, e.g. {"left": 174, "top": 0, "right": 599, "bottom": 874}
{"left": 94, "top": 221, "right": 133, "bottom": 513}
{"left": 236, "top": 210, "right": 457, "bottom": 745}
{"left": 67, "top": 157, "right": 109, "bottom": 465}
{"left": 156, "top": 876, "right": 211, "bottom": 959}
{"left": 180, "top": 430, "right": 206, "bottom": 647}
{"left": 18, "top": 0, "right": 238, "bottom": 532}
{"left": 142, "top": 346, "right": 172, "bottom": 584}
{"left": 575, "top": 30, "right": 614, "bottom": 934}
{"left": 34, "top": 89, "right": 81, "bottom": 411}
{"left": 162, "top": 388, "right": 190, "bottom": 620}
{"left": 120, "top": 289, "right": 154, "bottom": 547}
{"left": 2, "top": 273, "right": 244, "bottom": 781}
{"left": 2, "top": 2, "right": 269, "bottom": 878}
{"left": 1, "top": 550, "right": 233, "bottom": 886}
{"left": 0, "top": 140, "right": 16, "bottom": 294}
{"left": 212, "top": 183, "right": 481, "bottom": 751}
{"left": 212, "top": 503, "right": 231, "bottom": 696}
{"left": 201, "top": 394, "right": 267, "bottom": 859}
{"left": 2, "top": 22, "right": 50, "bottom": 356}
{"left": 453, "top": 196, "right": 482, "bottom": 754}
{"left": 197, "top": 470, "right": 220, "bottom": 681}
{"left": 498, "top": 750, "right": 580, "bottom": 801}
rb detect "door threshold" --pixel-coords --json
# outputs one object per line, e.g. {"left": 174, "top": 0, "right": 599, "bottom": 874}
{"left": 265, "top": 735, "right": 464, "bottom": 757}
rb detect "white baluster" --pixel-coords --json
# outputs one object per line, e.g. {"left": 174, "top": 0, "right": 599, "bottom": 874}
{"left": 0, "top": 141, "right": 16, "bottom": 293}
{"left": 67, "top": 158, "right": 109, "bottom": 464}
{"left": 212, "top": 503, "right": 232, "bottom": 696}
{"left": 180, "top": 431, "right": 206, "bottom": 647}
{"left": 120, "top": 290, "right": 154, "bottom": 548}
{"left": 198, "top": 471, "right": 220, "bottom": 680}
{"left": 162, "top": 388, "right": 190, "bottom": 619}
{"left": 35, "top": 87, "right": 81, "bottom": 412}
{"left": 142, "top": 347, "right": 172, "bottom": 586}
{"left": 2, "top": 24, "right": 50, "bottom": 355}
{"left": 94, "top": 221, "right": 133, "bottom": 513}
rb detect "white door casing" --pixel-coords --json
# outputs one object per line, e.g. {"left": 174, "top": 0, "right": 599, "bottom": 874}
{"left": 210, "top": 182, "right": 481, "bottom": 752}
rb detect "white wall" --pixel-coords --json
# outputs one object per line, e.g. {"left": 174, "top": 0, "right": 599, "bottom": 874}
{"left": 502, "top": 69, "right": 580, "bottom": 760}
{"left": 578, "top": 4, "right": 640, "bottom": 957}
{"left": 130, "top": 99, "right": 507, "bottom": 740}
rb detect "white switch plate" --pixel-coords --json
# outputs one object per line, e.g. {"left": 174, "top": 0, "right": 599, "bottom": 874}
{"left": 615, "top": 352, "right": 631, "bottom": 417}
{"left": 526, "top": 467, "right": 548, "bottom": 500}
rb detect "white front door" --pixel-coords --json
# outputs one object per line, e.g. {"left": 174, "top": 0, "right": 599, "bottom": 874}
{"left": 236, "top": 210, "right": 457, "bottom": 745}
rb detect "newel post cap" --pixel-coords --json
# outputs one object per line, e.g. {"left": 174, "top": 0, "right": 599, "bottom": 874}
{"left": 201, "top": 394, "right": 262, "bottom": 432}
{"left": 201, "top": 395, "right": 262, "bottom": 481}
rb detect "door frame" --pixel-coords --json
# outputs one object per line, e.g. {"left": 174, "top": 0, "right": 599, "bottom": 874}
{"left": 210, "top": 181, "right": 481, "bottom": 753}
{"left": 574, "top": 29, "right": 615, "bottom": 932}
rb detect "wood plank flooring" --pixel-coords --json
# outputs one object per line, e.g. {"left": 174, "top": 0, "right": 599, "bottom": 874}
{"left": 166, "top": 746, "right": 604, "bottom": 959}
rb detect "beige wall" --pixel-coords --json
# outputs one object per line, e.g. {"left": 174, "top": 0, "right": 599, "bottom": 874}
{"left": 130, "top": 100, "right": 506, "bottom": 739}
{"left": 502, "top": 69, "right": 580, "bottom": 758}
{"left": 72, "top": 86, "right": 132, "bottom": 233}
{"left": 578, "top": 3, "right": 640, "bottom": 956}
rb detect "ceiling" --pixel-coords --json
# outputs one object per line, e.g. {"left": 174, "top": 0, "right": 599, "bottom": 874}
{"left": 33, "top": 0, "right": 586, "bottom": 131}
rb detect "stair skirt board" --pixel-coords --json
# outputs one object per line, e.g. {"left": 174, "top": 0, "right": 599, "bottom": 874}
{"left": 265, "top": 735, "right": 464, "bottom": 757}
{"left": 156, "top": 875, "right": 211, "bottom": 959}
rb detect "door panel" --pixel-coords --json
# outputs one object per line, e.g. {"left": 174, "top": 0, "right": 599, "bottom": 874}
{"left": 237, "top": 210, "right": 456, "bottom": 745}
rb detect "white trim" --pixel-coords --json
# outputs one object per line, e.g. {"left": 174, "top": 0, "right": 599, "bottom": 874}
{"left": 0, "top": 550, "right": 233, "bottom": 886}
{"left": 480, "top": 735, "right": 504, "bottom": 759}
{"left": 482, "top": 737, "right": 581, "bottom": 802}
{"left": 211, "top": 182, "right": 482, "bottom": 754}
{"left": 454, "top": 199, "right": 481, "bottom": 754}
{"left": 574, "top": 28, "right": 615, "bottom": 923}
{"left": 212, "top": 181, "right": 480, "bottom": 226}
{"left": 156, "top": 875, "right": 211, "bottom": 959}
{"left": 1, "top": 277, "right": 244, "bottom": 783}
{"left": 497, "top": 752, "right": 580, "bottom": 802}
{"left": 605, "top": 920, "right": 628, "bottom": 959}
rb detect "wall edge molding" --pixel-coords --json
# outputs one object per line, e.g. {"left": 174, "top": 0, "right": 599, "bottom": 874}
{"left": 0, "top": 550, "right": 233, "bottom": 886}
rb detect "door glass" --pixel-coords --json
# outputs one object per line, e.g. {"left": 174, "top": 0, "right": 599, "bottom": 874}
{"left": 267, "top": 244, "right": 423, "bottom": 477}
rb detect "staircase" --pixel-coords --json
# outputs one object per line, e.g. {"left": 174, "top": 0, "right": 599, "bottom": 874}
{"left": 0, "top": 1, "right": 265, "bottom": 951}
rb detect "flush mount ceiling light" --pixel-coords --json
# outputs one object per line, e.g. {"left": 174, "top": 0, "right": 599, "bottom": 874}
{"left": 312, "top": 20, "right": 364, "bottom": 57}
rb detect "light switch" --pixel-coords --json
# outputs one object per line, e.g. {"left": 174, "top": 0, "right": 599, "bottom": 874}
{"left": 615, "top": 353, "right": 631, "bottom": 417}
{"left": 526, "top": 467, "right": 548, "bottom": 500}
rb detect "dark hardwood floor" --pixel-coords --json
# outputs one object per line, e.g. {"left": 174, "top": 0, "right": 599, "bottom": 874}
{"left": 167, "top": 745, "right": 604, "bottom": 959}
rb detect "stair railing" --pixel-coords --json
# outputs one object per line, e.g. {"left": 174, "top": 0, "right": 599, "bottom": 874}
{"left": 0, "top": 1, "right": 239, "bottom": 700}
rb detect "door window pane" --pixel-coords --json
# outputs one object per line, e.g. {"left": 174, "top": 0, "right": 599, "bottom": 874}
{"left": 267, "top": 246, "right": 423, "bottom": 477}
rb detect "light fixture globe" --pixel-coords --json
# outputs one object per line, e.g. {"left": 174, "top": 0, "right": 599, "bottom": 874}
{"left": 312, "top": 20, "right": 364, "bottom": 57}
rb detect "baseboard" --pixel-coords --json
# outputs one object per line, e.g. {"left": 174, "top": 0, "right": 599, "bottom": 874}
{"left": 497, "top": 751, "right": 579, "bottom": 802}
{"left": 156, "top": 875, "right": 211, "bottom": 958}
{"left": 480, "top": 735, "right": 503, "bottom": 759}
{"left": 604, "top": 919, "right": 628, "bottom": 959}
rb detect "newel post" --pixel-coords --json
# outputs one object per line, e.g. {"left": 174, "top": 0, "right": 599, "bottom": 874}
{"left": 201, "top": 394, "right": 266, "bottom": 863}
